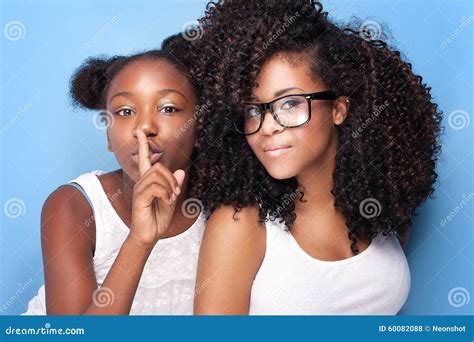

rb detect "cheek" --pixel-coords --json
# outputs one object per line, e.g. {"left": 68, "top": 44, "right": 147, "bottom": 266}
{"left": 246, "top": 136, "right": 262, "bottom": 156}
{"left": 108, "top": 127, "right": 130, "bottom": 151}
{"left": 301, "top": 112, "right": 334, "bottom": 145}
{"left": 169, "top": 121, "right": 197, "bottom": 152}
{"left": 106, "top": 127, "right": 138, "bottom": 177}
{"left": 309, "top": 108, "right": 333, "bottom": 129}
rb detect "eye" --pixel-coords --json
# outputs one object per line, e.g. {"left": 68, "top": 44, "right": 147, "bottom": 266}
{"left": 245, "top": 105, "right": 261, "bottom": 119}
{"left": 281, "top": 98, "right": 304, "bottom": 110}
{"left": 115, "top": 108, "right": 134, "bottom": 117}
{"left": 159, "top": 105, "right": 180, "bottom": 115}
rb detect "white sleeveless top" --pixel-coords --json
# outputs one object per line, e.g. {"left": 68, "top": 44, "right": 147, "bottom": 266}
{"left": 249, "top": 218, "right": 411, "bottom": 315}
{"left": 23, "top": 170, "right": 206, "bottom": 315}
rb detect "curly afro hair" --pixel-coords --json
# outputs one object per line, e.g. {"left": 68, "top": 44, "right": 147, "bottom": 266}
{"left": 188, "top": 0, "right": 443, "bottom": 254}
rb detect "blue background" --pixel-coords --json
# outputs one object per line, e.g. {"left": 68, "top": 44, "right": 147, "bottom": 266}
{"left": 1, "top": 0, "right": 473, "bottom": 315}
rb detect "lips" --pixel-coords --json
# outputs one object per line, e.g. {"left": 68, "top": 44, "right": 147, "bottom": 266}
{"left": 262, "top": 144, "right": 292, "bottom": 157}
{"left": 131, "top": 152, "right": 163, "bottom": 165}
{"left": 131, "top": 140, "right": 164, "bottom": 165}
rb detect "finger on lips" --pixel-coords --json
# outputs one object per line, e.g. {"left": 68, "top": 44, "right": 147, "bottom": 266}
{"left": 136, "top": 129, "right": 151, "bottom": 176}
{"left": 135, "top": 129, "right": 184, "bottom": 205}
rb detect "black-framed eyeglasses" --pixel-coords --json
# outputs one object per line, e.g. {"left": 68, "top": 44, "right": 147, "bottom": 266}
{"left": 233, "top": 90, "right": 338, "bottom": 135}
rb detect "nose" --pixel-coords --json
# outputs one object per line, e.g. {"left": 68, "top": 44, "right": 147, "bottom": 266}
{"left": 259, "top": 110, "right": 284, "bottom": 136}
{"left": 134, "top": 111, "right": 158, "bottom": 137}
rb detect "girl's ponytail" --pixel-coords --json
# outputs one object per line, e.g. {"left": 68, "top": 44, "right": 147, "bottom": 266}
{"left": 70, "top": 56, "right": 124, "bottom": 110}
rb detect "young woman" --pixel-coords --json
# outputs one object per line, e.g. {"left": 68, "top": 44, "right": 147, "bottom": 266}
{"left": 189, "top": 0, "right": 442, "bottom": 314}
{"left": 23, "top": 35, "right": 206, "bottom": 315}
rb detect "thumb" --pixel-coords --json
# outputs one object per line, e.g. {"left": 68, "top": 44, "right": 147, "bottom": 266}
{"left": 173, "top": 169, "right": 186, "bottom": 190}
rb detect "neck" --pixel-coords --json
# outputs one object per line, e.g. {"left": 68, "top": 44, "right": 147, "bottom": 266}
{"left": 295, "top": 141, "right": 338, "bottom": 214}
{"left": 119, "top": 169, "right": 135, "bottom": 212}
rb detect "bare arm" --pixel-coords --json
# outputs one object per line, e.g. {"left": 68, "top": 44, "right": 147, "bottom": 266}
{"left": 194, "top": 205, "right": 266, "bottom": 315}
{"left": 42, "top": 186, "right": 154, "bottom": 315}
{"left": 41, "top": 185, "right": 100, "bottom": 314}
{"left": 43, "top": 131, "right": 185, "bottom": 315}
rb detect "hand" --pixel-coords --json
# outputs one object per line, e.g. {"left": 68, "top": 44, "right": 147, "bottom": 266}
{"left": 128, "top": 130, "right": 185, "bottom": 250}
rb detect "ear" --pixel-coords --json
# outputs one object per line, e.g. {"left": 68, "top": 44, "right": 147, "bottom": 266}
{"left": 107, "top": 130, "right": 113, "bottom": 152}
{"left": 332, "top": 96, "right": 350, "bottom": 125}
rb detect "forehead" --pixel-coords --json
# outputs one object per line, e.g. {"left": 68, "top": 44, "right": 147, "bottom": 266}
{"left": 107, "top": 57, "right": 193, "bottom": 97}
{"left": 254, "top": 53, "right": 324, "bottom": 97}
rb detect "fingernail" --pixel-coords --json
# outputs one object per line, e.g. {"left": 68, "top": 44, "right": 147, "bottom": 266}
{"left": 175, "top": 187, "right": 181, "bottom": 195}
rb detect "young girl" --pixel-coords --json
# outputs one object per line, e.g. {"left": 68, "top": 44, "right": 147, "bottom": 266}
{"left": 23, "top": 34, "right": 206, "bottom": 315}
{"left": 189, "top": 1, "right": 442, "bottom": 314}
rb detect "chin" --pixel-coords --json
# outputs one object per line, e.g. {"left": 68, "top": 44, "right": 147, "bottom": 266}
{"left": 264, "top": 165, "right": 297, "bottom": 180}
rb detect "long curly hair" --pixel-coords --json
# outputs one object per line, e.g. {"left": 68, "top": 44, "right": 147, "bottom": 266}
{"left": 188, "top": 0, "right": 443, "bottom": 254}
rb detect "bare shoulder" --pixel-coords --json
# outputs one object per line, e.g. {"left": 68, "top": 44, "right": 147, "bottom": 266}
{"left": 194, "top": 204, "right": 266, "bottom": 314}
{"left": 41, "top": 184, "right": 95, "bottom": 252}
{"left": 41, "top": 184, "right": 97, "bottom": 314}
{"left": 204, "top": 204, "right": 266, "bottom": 257}
{"left": 208, "top": 204, "right": 264, "bottom": 228}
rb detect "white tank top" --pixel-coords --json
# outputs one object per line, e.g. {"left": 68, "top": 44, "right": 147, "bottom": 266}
{"left": 23, "top": 170, "right": 206, "bottom": 315}
{"left": 249, "top": 218, "right": 411, "bottom": 315}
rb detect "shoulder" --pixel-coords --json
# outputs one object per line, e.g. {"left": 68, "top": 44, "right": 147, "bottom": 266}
{"left": 206, "top": 204, "right": 266, "bottom": 248}
{"left": 201, "top": 204, "right": 266, "bottom": 270}
{"left": 42, "top": 184, "right": 92, "bottom": 218}
{"left": 41, "top": 184, "right": 95, "bottom": 250}
{"left": 41, "top": 185, "right": 98, "bottom": 314}
{"left": 208, "top": 203, "right": 261, "bottom": 223}
{"left": 194, "top": 205, "right": 267, "bottom": 314}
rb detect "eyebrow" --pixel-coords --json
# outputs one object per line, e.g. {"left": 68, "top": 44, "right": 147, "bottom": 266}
{"left": 109, "top": 91, "right": 133, "bottom": 103}
{"left": 108, "top": 89, "right": 189, "bottom": 104}
{"left": 274, "top": 87, "right": 305, "bottom": 98}
{"left": 157, "top": 89, "right": 189, "bottom": 102}
{"left": 251, "top": 87, "right": 305, "bottom": 102}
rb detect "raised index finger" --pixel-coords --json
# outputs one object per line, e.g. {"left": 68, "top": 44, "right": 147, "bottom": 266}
{"left": 136, "top": 129, "right": 151, "bottom": 176}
